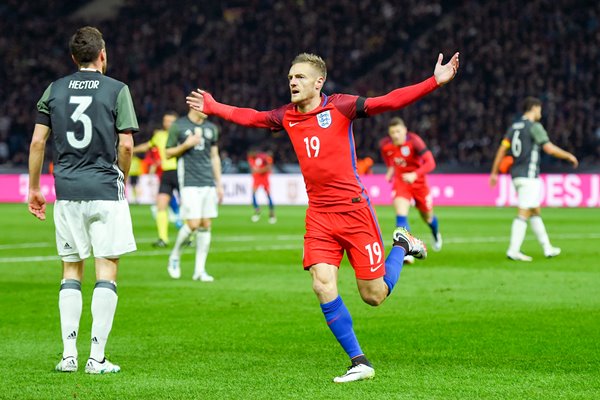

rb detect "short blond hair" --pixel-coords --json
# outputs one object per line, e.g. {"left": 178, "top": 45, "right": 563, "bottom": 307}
{"left": 291, "top": 53, "right": 327, "bottom": 79}
{"left": 388, "top": 117, "right": 406, "bottom": 128}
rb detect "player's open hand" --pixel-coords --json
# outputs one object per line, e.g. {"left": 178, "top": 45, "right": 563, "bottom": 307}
{"left": 434, "top": 52, "right": 460, "bottom": 86}
{"left": 28, "top": 189, "right": 46, "bottom": 221}
{"left": 489, "top": 174, "right": 498, "bottom": 188}
{"left": 186, "top": 89, "right": 211, "bottom": 113}
{"left": 568, "top": 154, "right": 579, "bottom": 168}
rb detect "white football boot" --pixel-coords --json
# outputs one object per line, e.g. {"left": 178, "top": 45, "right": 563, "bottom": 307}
{"left": 544, "top": 246, "right": 561, "bottom": 258}
{"left": 167, "top": 257, "right": 181, "bottom": 279}
{"left": 55, "top": 356, "right": 77, "bottom": 372}
{"left": 432, "top": 232, "right": 443, "bottom": 252}
{"left": 403, "top": 255, "right": 415, "bottom": 264}
{"left": 333, "top": 363, "right": 375, "bottom": 383}
{"left": 85, "top": 358, "right": 120, "bottom": 374}
{"left": 192, "top": 273, "right": 214, "bottom": 282}
{"left": 251, "top": 214, "right": 260, "bottom": 222}
{"left": 393, "top": 227, "right": 427, "bottom": 260}
{"left": 506, "top": 251, "right": 533, "bottom": 262}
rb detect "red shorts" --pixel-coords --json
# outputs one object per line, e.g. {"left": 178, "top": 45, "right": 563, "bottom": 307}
{"left": 392, "top": 180, "right": 433, "bottom": 213}
{"left": 252, "top": 175, "right": 270, "bottom": 191}
{"left": 303, "top": 205, "right": 386, "bottom": 280}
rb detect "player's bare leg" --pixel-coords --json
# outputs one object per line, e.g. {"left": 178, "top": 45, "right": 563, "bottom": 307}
{"left": 56, "top": 261, "right": 84, "bottom": 372}
{"left": 85, "top": 257, "right": 120, "bottom": 374}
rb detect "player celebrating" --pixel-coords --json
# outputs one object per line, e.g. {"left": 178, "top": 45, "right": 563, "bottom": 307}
{"left": 132, "top": 111, "right": 181, "bottom": 247}
{"left": 490, "top": 97, "right": 578, "bottom": 261}
{"left": 380, "top": 117, "right": 442, "bottom": 261}
{"left": 186, "top": 51, "right": 459, "bottom": 382}
{"left": 165, "top": 108, "right": 223, "bottom": 281}
{"left": 247, "top": 149, "right": 276, "bottom": 223}
{"left": 28, "top": 26, "right": 137, "bottom": 374}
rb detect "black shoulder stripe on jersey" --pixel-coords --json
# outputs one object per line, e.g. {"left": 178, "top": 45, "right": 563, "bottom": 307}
{"left": 418, "top": 147, "right": 430, "bottom": 155}
{"left": 36, "top": 111, "right": 50, "bottom": 127}
{"left": 356, "top": 97, "right": 368, "bottom": 118}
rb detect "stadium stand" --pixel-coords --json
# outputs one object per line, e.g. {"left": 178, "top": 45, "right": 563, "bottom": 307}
{"left": 1, "top": 0, "right": 598, "bottom": 171}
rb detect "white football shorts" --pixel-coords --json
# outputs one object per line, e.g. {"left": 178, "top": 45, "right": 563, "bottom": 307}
{"left": 180, "top": 186, "right": 218, "bottom": 220}
{"left": 54, "top": 200, "right": 136, "bottom": 262}
{"left": 512, "top": 177, "right": 542, "bottom": 209}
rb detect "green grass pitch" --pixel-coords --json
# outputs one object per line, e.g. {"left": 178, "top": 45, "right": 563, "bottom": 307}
{"left": 0, "top": 203, "right": 599, "bottom": 399}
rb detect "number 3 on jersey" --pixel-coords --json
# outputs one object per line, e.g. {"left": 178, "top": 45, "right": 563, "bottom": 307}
{"left": 303, "top": 136, "right": 320, "bottom": 158}
{"left": 66, "top": 96, "right": 93, "bottom": 149}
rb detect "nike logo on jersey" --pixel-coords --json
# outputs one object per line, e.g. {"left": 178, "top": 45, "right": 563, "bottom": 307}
{"left": 289, "top": 122, "right": 300, "bottom": 127}
{"left": 370, "top": 263, "right": 384, "bottom": 273}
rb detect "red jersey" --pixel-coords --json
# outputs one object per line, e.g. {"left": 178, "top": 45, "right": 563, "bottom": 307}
{"left": 380, "top": 132, "right": 434, "bottom": 185}
{"left": 203, "top": 76, "right": 439, "bottom": 212}
{"left": 261, "top": 94, "right": 367, "bottom": 212}
{"left": 248, "top": 153, "right": 273, "bottom": 178}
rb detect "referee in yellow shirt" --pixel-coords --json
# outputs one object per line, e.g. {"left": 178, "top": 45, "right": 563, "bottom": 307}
{"left": 133, "top": 111, "right": 179, "bottom": 247}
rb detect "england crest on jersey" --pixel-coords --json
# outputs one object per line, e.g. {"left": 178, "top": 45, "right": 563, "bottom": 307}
{"left": 401, "top": 146, "right": 411, "bottom": 157}
{"left": 316, "top": 111, "right": 332, "bottom": 128}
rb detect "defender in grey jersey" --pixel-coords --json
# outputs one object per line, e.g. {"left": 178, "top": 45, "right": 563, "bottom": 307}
{"left": 490, "top": 97, "right": 578, "bottom": 261}
{"left": 165, "top": 108, "right": 223, "bottom": 281}
{"left": 28, "top": 26, "right": 138, "bottom": 374}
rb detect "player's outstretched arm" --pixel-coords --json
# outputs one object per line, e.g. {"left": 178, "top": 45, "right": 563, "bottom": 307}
{"left": 364, "top": 52, "right": 459, "bottom": 116}
{"left": 542, "top": 142, "right": 578, "bottom": 168}
{"left": 186, "top": 89, "right": 274, "bottom": 129}
{"left": 434, "top": 52, "right": 460, "bottom": 86}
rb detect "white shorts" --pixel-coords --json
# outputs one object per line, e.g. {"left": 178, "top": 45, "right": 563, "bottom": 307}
{"left": 54, "top": 200, "right": 136, "bottom": 262}
{"left": 513, "top": 177, "right": 542, "bottom": 209}
{"left": 180, "top": 186, "right": 218, "bottom": 220}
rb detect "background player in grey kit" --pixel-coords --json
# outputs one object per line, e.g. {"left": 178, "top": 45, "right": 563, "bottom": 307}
{"left": 28, "top": 26, "right": 138, "bottom": 374}
{"left": 165, "top": 108, "right": 223, "bottom": 281}
{"left": 490, "top": 97, "right": 578, "bottom": 261}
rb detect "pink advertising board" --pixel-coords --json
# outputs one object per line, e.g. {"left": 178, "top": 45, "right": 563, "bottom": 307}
{"left": 2, "top": 173, "right": 599, "bottom": 207}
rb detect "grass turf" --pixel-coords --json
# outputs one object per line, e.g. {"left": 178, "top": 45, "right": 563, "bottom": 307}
{"left": 0, "top": 203, "right": 599, "bottom": 399}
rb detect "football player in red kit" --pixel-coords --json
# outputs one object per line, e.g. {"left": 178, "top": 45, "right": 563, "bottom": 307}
{"left": 380, "top": 117, "right": 442, "bottom": 262}
{"left": 186, "top": 51, "right": 459, "bottom": 382}
{"left": 247, "top": 150, "right": 276, "bottom": 223}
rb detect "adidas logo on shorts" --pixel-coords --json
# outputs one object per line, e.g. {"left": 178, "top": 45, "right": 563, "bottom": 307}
{"left": 91, "top": 336, "right": 99, "bottom": 344}
{"left": 67, "top": 330, "right": 77, "bottom": 340}
{"left": 64, "top": 242, "right": 73, "bottom": 250}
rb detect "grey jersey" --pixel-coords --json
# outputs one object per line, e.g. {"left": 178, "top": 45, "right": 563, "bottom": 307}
{"left": 166, "top": 116, "right": 219, "bottom": 188}
{"left": 504, "top": 117, "right": 549, "bottom": 179}
{"left": 36, "top": 70, "right": 139, "bottom": 200}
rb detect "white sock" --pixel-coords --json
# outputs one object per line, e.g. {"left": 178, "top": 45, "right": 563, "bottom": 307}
{"left": 194, "top": 229, "right": 211, "bottom": 277}
{"left": 59, "top": 279, "right": 82, "bottom": 359}
{"left": 530, "top": 216, "right": 551, "bottom": 251}
{"left": 170, "top": 224, "right": 192, "bottom": 260}
{"left": 90, "top": 281, "right": 118, "bottom": 361}
{"left": 508, "top": 217, "right": 528, "bottom": 254}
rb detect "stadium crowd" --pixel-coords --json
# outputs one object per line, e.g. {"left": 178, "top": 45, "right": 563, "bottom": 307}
{"left": 1, "top": 0, "right": 598, "bottom": 170}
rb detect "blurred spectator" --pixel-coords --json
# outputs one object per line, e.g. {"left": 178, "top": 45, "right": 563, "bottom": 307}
{"left": 1, "top": 0, "right": 598, "bottom": 170}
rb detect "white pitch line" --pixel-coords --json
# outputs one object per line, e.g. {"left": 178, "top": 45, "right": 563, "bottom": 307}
{"left": 1, "top": 233, "right": 599, "bottom": 264}
{"left": 0, "top": 244, "right": 302, "bottom": 264}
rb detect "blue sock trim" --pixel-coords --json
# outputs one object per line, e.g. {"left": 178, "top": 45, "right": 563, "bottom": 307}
{"left": 169, "top": 195, "right": 180, "bottom": 214}
{"left": 383, "top": 246, "right": 406, "bottom": 295}
{"left": 267, "top": 194, "right": 274, "bottom": 209}
{"left": 320, "top": 296, "right": 363, "bottom": 359}
{"left": 429, "top": 215, "right": 439, "bottom": 237}
{"left": 252, "top": 193, "right": 259, "bottom": 210}
{"left": 396, "top": 215, "right": 410, "bottom": 230}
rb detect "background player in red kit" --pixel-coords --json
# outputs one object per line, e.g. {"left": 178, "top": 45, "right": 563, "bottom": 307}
{"left": 247, "top": 149, "right": 276, "bottom": 223}
{"left": 380, "top": 117, "right": 442, "bottom": 259}
{"left": 186, "top": 52, "right": 459, "bottom": 382}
